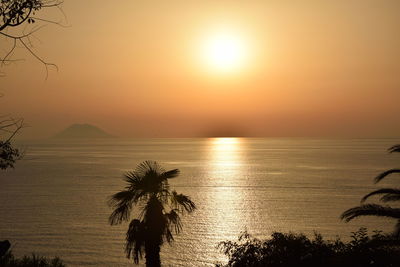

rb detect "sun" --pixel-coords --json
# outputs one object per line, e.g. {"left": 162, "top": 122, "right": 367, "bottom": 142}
{"left": 201, "top": 30, "right": 248, "bottom": 73}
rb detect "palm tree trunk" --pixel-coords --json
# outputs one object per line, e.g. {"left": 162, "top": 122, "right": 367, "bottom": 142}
{"left": 145, "top": 241, "right": 161, "bottom": 267}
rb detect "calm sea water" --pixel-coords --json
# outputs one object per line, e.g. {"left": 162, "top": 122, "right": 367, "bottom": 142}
{"left": 0, "top": 138, "right": 399, "bottom": 266}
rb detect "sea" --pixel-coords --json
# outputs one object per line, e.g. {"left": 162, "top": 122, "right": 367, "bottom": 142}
{"left": 0, "top": 138, "right": 398, "bottom": 266}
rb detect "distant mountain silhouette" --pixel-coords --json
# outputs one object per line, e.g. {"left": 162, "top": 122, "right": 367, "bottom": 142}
{"left": 54, "top": 123, "right": 114, "bottom": 139}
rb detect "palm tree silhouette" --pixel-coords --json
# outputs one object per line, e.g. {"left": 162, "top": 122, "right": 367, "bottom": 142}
{"left": 341, "top": 145, "right": 400, "bottom": 236}
{"left": 108, "top": 160, "right": 196, "bottom": 266}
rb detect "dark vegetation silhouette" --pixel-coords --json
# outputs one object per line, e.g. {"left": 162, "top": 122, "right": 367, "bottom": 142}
{"left": 0, "top": 240, "right": 11, "bottom": 257}
{"left": 0, "top": 241, "right": 65, "bottom": 267}
{"left": 341, "top": 144, "right": 400, "bottom": 236}
{"left": 0, "top": 140, "right": 20, "bottom": 169}
{"left": 217, "top": 228, "right": 400, "bottom": 267}
{"left": 108, "top": 160, "right": 196, "bottom": 267}
{"left": 217, "top": 144, "right": 400, "bottom": 266}
{"left": 0, "top": 116, "right": 23, "bottom": 170}
{"left": 0, "top": 252, "right": 65, "bottom": 267}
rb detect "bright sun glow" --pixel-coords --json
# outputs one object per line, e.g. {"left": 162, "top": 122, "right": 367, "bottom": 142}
{"left": 211, "top": 138, "right": 241, "bottom": 168}
{"left": 201, "top": 30, "right": 248, "bottom": 73}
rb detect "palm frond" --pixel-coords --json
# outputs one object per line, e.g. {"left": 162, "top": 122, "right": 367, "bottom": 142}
{"left": 170, "top": 191, "right": 196, "bottom": 213}
{"left": 108, "top": 190, "right": 136, "bottom": 206}
{"left": 125, "top": 219, "right": 146, "bottom": 264}
{"left": 341, "top": 204, "right": 400, "bottom": 222}
{"left": 135, "top": 160, "right": 164, "bottom": 178}
{"left": 160, "top": 169, "right": 180, "bottom": 180}
{"left": 108, "top": 189, "right": 139, "bottom": 225}
{"left": 131, "top": 160, "right": 173, "bottom": 194}
{"left": 388, "top": 144, "right": 400, "bottom": 153}
{"left": 153, "top": 188, "right": 171, "bottom": 206}
{"left": 108, "top": 202, "right": 132, "bottom": 225}
{"left": 165, "top": 209, "right": 182, "bottom": 236}
{"left": 374, "top": 169, "right": 400, "bottom": 183}
{"left": 122, "top": 171, "right": 152, "bottom": 202}
{"left": 361, "top": 188, "right": 400, "bottom": 203}
{"left": 164, "top": 228, "right": 174, "bottom": 244}
{"left": 381, "top": 194, "right": 400, "bottom": 202}
{"left": 123, "top": 171, "right": 143, "bottom": 185}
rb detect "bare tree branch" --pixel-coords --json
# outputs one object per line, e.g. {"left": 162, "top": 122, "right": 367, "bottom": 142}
{"left": 0, "top": 0, "right": 66, "bottom": 77}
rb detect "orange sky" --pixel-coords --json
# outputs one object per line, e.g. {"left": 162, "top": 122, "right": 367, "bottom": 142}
{"left": 1, "top": 0, "right": 400, "bottom": 138}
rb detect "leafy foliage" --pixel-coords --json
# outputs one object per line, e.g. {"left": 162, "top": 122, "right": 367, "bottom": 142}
{"left": 0, "top": 140, "right": 20, "bottom": 169}
{"left": 217, "top": 228, "right": 400, "bottom": 267}
{"left": 0, "top": 0, "right": 43, "bottom": 31}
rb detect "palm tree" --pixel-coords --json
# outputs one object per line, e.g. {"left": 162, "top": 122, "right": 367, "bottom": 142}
{"left": 108, "top": 160, "right": 196, "bottom": 266}
{"left": 341, "top": 144, "right": 400, "bottom": 236}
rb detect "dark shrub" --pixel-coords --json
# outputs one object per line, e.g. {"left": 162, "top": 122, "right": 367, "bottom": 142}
{"left": 0, "top": 251, "right": 65, "bottom": 267}
{"left": 217, "top": 228, "right": 400, "bottom": 267}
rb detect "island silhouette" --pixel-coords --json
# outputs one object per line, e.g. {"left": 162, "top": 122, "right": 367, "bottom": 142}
{"left": 53, "top": 123, "right": 114, "bottom": 139}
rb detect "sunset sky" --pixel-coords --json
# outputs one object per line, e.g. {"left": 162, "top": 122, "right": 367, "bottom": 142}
{"left": 1, "top": 0, "right": 399, "bottom": 138}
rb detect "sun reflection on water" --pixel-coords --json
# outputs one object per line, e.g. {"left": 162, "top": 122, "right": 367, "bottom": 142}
{"left": 210, "top": 137, "right": 242, "bottom": 170}
{"left": 205, "top": 137, "right": 248, "bottom": 261}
